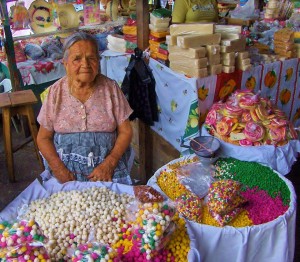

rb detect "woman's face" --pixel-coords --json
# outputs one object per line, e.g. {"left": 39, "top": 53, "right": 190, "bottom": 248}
{"left": 64, "top": 40, "right": 99, "bottom": 85}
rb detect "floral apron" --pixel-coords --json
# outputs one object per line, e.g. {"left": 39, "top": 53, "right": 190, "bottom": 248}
{"left": 43, "top": 132, "right": 133, "bottom": 185}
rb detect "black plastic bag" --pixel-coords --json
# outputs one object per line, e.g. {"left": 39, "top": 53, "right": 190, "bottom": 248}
{"left": 121, "top": 48, "right": 158, "bottom": 126}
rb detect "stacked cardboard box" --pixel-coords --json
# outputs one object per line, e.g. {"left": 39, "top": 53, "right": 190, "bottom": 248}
{"left": 122, "top": 16, "right": 137, "bottom": 53}
{"left": 149, "top": 13, "right": 171, "bottom": 64}
{"left": 274, "top": 28, "right": 296, "bottom": 58}
{"left": 107, "top": 34, "right": 126, "bottom": 53}
{"left": 217, "top": 25, "right": 249, "bottom": 72}
{"left": 168, "top": 23, "right": 220, "bottom": 78}
{"left": 264, "top": 0, "right": 281, "bottom": 19}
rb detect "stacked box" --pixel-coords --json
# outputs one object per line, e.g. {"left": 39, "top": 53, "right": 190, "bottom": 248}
{"left": 219, "top": 27, "right": 247, "bottom": 73}
{"left": 107, "top": 34, "right": 126, "bottom": 53}
{"left": 168, "top": 23, "right": 222, "bottom": 78}
{"left": 274, "top": 28, "right": 296, "bottom": 58}
{"left": 149, "top": 13, "right": 170, "bottom": 64}
{"left": 123, "top": 16, "right": 137, "bottom": 53}
{"left": 264, "top": 0, "right": 281, "bottom": 19}
{"left": 207, "top": 45, "right": 222, "bottom": 75}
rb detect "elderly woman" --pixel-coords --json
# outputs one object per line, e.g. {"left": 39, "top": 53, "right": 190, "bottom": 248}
{"left": 37, "top": 32, "right": 133, "bottom": 184}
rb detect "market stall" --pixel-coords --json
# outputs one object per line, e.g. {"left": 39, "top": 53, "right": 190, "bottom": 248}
{"left": 0, "top": 1, "right": 299, "bottom": 261}
{"left": 0, "top": 156, "right": 296, "bottom": 261}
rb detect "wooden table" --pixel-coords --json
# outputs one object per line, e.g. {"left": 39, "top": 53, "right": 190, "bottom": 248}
{"left": 0, "top": 89, "right": 43, "bottom": 182}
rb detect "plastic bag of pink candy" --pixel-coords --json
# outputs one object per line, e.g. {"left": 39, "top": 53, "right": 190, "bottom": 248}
{"left": 0, "top": 219, "right": 50, "bottom": 261}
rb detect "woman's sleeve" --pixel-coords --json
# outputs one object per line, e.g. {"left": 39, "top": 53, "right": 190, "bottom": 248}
{"left": 37, "top": 88, "right": 55, "bottom": 132}
{"left": 172, "top": 0, "right": 189, "bottom": 23}
{"left": 111, "top": 81, "right": 133, "bottom": 125}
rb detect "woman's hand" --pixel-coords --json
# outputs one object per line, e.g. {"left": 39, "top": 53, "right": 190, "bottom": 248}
{"left": 37, "top": 126, "right": 75, "bottom": 184}
{"left": 87, "top": 157, "right": 116, "bottom": 182}
{"left": 53, "top": 169, "right": 75, "bottom": 183}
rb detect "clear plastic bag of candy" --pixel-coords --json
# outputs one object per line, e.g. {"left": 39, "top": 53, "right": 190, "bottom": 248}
{"left": 0, "top": 219, "right": 49, "bottom": 261}
{"left": 69, "top": 242, "right": 117, "bottom": 262}
{"left": 175, "top": 192, "right": 203, "bottom": 223}
{"left": 124, "top": 199, "right": 177, "bottom": 259}
{"left": 175, "top": 161, "right": 215, "bottom": 199}
{"left": 67, "top": 229, "right": 118, "bottom": 261}
{"left": 206, "top": 179, "right": 247, "bottom": 226}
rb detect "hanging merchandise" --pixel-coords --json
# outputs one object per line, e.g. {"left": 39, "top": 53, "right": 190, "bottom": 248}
{"left": 28, "top": 0, "right": 57, "bottom": 33}
{"left": 12, "top": 1, "right": 30, "bottom": 30}
{"left": 121, "top": 48, "right": 159, "bottom": 126}
{"left": 83, "top": 0, "right": 101, "bottom": 25}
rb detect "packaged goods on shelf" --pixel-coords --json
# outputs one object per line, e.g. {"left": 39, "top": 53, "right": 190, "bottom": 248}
{"left": 177, "top": 33, "right": 221, "bottom": 48}
{"left": 208, "top": 53, "right": 221, "bottom": 65}
{"left": 168, "top": 45, "right": 207, "bottom": 58}
{"left": 223, "top": 65, "right": 236, "bottom": 73}
{"left": 168, "top": 54, "right": 208, "bottom": 68}
{"left": 170, "top": 63, "right": 208, "bottom": 78}
{"left": 222, "top": 52, "right": 235, "bottom": 60}
{"left": 169, "top": 23, "right": 214, "bottom": 36}
{"left": 206, "top": 44, "right": 221, "bottom": 55}
{"left": 274, "top": 28, "right": 296, "bottom": 58}
{"left": 215, "top": 24, "right": 242, "bottom": 34}
{"left": 208, "top": 64, "right": 223, "bottom": 75}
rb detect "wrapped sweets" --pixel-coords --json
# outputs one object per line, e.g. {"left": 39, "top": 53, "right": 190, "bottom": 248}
{"left": 207, "top": 179, "right": 247, "bottom": 226}
{"left": 0, "top": 220, "right": 50, "bottom": 261}
{"left": 204, "top": 90, "right": 298, "bottom": 146}
{"left": 124, "top": 200, "right": 177, "bottom": 260}
{"left": 70, "top": 243, "right": 117, "bottom": 261}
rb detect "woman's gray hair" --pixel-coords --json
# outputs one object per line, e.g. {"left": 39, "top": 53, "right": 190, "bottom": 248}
{"left": 63, "top": 31, "right": 99, "bottom": 60}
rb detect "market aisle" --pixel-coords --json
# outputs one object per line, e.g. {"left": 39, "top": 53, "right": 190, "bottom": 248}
{"left": 0, "top": 119, "right": 299, "bottom": 262}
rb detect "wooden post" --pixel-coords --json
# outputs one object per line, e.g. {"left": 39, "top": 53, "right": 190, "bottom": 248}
{"left": 0, "top": 1, "right": 22, "bottom": 91}
{"left": 136, "top": 0, "right": 152, "bottom": 184}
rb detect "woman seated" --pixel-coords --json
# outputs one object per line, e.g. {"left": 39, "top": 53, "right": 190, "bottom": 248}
{"left": 172, "top": 0, "right": 219, "bottom": 23}
{"left": 37, "top": 32, "right": 133, "bottom": 184}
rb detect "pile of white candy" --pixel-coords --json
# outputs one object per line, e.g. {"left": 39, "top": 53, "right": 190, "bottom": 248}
{"left": 23, "top": 187, "right": 134, "bottom": 261}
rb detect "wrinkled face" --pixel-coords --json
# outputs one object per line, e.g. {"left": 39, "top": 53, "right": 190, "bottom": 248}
{"left": 64, "top": 40, "right": 99, "bottom": 85}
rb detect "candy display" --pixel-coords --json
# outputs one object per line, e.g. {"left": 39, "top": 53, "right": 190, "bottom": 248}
{"left": 22, "top": 187, "right": 134, "bottom": 261}
{"left": 155, "top": 156, "right": 290, "bottom": 227}
{"left": 204, "top": 90, "right": 298, "bottom": 146}
{"left": 133, "top": 185, "right": 165, "bottom": 203}
{"left": 125, "top": 200, "right": 176, "bottom": 259}
{"left": 175, "top": 193, "right": 203, "bottom": 223}
{"left": 70, "top": 243, "right": 116, "bottom": 261}
{"left": 0, "top": 220, "right": 50, "bottom": 261}
{"left": 0, "top": 186, "right": 192, "bottom": 262}
{"left": 207, "top": 179, "right": 246, "bottom": 226}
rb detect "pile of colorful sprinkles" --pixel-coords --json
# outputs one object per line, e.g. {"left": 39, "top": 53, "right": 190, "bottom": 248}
{"left": 157, "top": 157, "right": 290, "bottom": 227}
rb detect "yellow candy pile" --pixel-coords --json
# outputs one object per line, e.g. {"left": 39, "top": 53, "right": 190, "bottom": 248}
{"left": 166, "top": 214, "right": 190, "bottom": 262}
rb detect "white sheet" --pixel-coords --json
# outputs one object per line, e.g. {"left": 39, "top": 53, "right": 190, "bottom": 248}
{"left": 0, "top": 171, "right": 200, "bottom": 261}
{"left": 147, "top": 156, "right": 296, "bottom": 262}
{"left": 201, "top": 127, "right": 300, "bottom": 175}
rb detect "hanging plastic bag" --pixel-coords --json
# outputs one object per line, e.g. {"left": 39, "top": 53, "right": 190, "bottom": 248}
{"left": 229, "top": 0, "right": 257, "bottom": 19}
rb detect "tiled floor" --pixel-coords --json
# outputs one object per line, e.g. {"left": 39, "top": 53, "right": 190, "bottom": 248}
{"left": 0, "top": 119, "right": 299, "bottom": 261}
